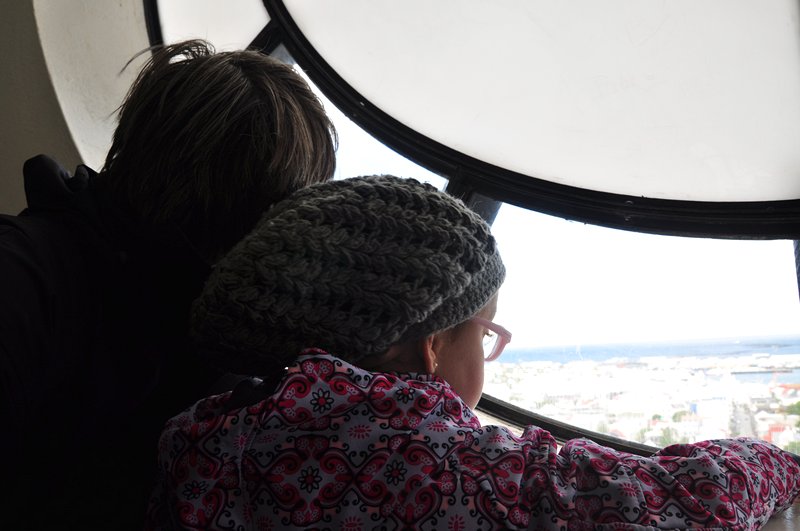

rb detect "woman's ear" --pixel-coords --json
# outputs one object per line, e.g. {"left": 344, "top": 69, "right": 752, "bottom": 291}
{"left": 421, "top": 335, "right": 437, "bottom": 374}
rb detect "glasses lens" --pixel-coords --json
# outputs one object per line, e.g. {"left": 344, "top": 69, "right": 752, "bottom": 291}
{"left": 482, "top": 330, "right": 497, "bottom": 359}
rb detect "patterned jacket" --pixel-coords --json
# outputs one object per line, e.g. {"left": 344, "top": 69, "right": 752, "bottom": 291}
{"left": 147, "top": 350, "right": 800, "bottom": 530}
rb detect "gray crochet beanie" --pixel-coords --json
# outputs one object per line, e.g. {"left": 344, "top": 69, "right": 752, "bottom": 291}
{"left": 192, "top": 175, "right": 505, "bottom": 375}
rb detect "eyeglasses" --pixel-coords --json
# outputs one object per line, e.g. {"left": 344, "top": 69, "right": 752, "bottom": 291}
{"left": 470, "top": 317, "right": 512, "bottom": 362}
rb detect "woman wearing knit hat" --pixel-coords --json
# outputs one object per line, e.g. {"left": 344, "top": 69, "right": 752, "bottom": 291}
{"left": 147, "top": 176, "right": 799, "bottom": 530}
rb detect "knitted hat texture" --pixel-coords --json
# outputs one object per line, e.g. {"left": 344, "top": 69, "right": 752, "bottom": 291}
{"left": 192, "top": 175, "right": 505, "bottom": 375}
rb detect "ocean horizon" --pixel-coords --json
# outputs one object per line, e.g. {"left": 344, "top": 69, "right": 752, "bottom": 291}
{"left": 501, "top": 334, "right": 800, "bottom": 364}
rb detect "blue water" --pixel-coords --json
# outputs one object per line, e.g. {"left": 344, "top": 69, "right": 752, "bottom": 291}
{"left": 501, "top": 335, "right": 800, "bottom": 364}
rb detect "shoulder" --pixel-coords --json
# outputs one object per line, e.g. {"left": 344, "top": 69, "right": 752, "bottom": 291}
{"left": 0, "top": 208, "right": 94, "bottom": 295}
{"left": 0, "top": 208, "right": 99, "bottom": 381}
{"left": 0, "top": 212, "right": 69, "bottom": 302}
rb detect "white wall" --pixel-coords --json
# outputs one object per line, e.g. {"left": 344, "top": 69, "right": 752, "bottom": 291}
{"left": 0, "top": 1, "right": 149, "bottom": 215}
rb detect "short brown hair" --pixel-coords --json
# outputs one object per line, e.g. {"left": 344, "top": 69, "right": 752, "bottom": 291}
{"left": 101, "top": 40, "right": 337, "bottom": 260}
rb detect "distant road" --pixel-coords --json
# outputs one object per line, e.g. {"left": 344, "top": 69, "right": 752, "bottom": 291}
{"left": 731, "top": 402, "right": 756, "bottom": 438}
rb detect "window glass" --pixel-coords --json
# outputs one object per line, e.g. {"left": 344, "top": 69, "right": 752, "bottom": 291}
{"left": 294, "top": 67, "right": 448, "bottom": 189}
{"left": 485, "top": 203, "right": 800, "bottom": 451}
{"left": 157, "top": 0, "right": 268, "bottom": 51}
{"left": 281, "top": 0, "right": 800, "bottom": 202}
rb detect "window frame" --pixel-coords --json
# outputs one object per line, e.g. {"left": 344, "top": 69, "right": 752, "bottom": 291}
{"left": 259, "top": 0, "right": 800, "bottom": 240}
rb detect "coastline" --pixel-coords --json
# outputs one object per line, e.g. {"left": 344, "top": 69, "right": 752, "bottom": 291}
{"left": 484, "top": 339, "right": 800, "bottom": 451}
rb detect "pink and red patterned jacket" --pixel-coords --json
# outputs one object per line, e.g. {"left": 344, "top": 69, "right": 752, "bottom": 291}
{"left": 146, "top": 350, "right": 800, "bottom": 530}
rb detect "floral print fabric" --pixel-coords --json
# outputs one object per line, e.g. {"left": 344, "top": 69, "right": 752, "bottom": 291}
{"left": 147, "top": 351, "right": 800, "bottom": 530}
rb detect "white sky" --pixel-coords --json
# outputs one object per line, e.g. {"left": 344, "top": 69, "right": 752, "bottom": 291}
{"left": 492, "top": 207, "right": 800, "bottom": 347}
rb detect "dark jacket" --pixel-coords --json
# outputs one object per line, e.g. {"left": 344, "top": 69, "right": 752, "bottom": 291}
{"left": 0, "top": 155, "right": 217, "bottom": 529}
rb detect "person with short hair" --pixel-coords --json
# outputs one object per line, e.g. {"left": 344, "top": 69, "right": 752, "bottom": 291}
{"left": 147, "top": 176, "right": 799, "bottom": 530}
{"left": 0, "top": 40, "right": 336, "bottom": 528}
{"left": 101, "top": 40, "right": 336, "bottom": 262}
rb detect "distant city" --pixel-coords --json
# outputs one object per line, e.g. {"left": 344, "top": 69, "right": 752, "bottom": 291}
{"left": 482, "top": 335, "right": 800, "bottom": 452}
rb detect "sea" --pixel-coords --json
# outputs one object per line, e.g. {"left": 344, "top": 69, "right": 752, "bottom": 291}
{"left": 499, "top": 335, "right": 800, "bottom": 385}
